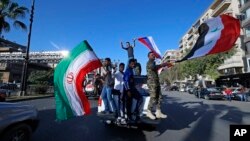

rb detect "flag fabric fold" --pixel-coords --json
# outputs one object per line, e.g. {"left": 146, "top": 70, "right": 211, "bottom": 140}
{"left": 178, "top": 14, "right": 240, "bottom": 62}
{"left": 138, "top": 36, "right": 162, "bottom": 59}
{"left": 54, "top": 40, "right": 102, "bottom": 120}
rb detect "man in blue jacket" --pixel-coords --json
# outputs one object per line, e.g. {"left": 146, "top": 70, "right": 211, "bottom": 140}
{"left": 123, "top": 59, "right": 142, "bottom": 121}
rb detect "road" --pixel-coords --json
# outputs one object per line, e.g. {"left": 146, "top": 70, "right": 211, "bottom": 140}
{"left": 18, "top": 91, "right": 250, "bottom": 141}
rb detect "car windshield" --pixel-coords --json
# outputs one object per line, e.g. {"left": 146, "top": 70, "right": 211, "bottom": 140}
{"left": 207, "top": 88, "right": 220, "bottom": 92}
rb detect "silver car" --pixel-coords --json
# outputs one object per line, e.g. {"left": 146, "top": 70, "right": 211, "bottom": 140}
{"left": 0, "top": 102, "right": 39, "bottom": 141}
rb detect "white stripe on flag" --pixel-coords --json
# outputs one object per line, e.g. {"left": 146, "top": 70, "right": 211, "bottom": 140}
{"left": 190, "top": 17, "right": 224, "bottom": 59}
{"left": 148, "top": 36, "right": 161, "bottom": 58}
{"left": 63, "top": 51, "right": 98, "bottom": 116}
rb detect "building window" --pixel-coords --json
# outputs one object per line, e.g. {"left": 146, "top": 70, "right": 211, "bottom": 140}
{"left": 244, "top": 8, "right": 250, "bottom": 19}
{"left": 248, "top": 58, "right": 250, "bottom": 68}
{"left": 245, "top": 26, "right": 250, "bottom": 37}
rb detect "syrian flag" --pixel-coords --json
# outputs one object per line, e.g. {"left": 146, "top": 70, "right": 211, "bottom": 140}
{"left": 138, "top": 36, "right": 162, "bottom": 59}
{"left": 178, "top": 14, "right": 240, "bottom": 62}
{"left": 54, "top": 40, "right": 102, "bottom": 120}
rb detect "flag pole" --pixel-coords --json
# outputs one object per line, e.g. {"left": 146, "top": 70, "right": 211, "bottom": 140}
{"left": 20, "top": 0, "right": 35, "bottom": 96}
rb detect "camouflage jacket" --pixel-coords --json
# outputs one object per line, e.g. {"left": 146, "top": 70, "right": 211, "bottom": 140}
{"left": 146, "top": 59, "right": 161, "bottom": 85}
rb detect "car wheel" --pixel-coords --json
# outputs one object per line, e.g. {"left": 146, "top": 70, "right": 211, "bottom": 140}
{"left": 2, "top": 123, "right": 32, "bottom": 141}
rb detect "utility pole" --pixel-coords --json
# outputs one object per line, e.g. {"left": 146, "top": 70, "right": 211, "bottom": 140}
{"left": 20, "top": 0, "right": 35, "bottom": 96}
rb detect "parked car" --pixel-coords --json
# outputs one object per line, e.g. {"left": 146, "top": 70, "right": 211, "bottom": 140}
{"left": 0, "top": 102, "right": 39, "bottom": 141}
{"left": 0, "top": 83, "right": 17, "bottom": 90}
{"left": 170, "top": 86, "right": 179, "bottom": 91}
{"left": 214, "top": 87, "right": 224, "bottom": 93}
{"left": 199, "top": 88, "right": 224, "bottom": 100}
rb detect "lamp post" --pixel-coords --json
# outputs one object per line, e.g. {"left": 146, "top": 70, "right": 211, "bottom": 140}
{"left": 20, "top": 0, "right": 35, "bottom": 96}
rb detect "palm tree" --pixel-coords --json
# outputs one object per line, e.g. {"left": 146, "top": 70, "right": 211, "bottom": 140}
{"left": 0, "top": 0, "right": 28, "bottom": 36}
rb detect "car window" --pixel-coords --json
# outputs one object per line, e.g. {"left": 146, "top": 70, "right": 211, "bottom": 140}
{"left": 207, "top": 88, "right": 220, "bottom": 92}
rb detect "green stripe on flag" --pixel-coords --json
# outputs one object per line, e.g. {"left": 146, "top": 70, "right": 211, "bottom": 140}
{"left": 54, "top": 40, "right": 92, "bottom": 120}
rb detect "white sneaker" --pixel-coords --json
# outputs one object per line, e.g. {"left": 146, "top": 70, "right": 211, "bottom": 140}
{"left": 120, "top": 118, "right": 127, "bottom": 124}
{"left": 146, "top": 110, "right": 156, "bottom": 120}
{"left": 155, "top": 109, "right": 167, "bottom": 119}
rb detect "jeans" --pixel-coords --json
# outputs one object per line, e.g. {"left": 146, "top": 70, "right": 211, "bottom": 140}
{"left": 240, "top": 93, "right": 248, "bottom": 102}
{"left": 101, "top": 85, "right": 116, "bottom": 112}
{"left": 226, "top": 95, "right": 231, "bottom": 101}
{"left": 125, "top": 88, "right": 142, "bottom": 120}
{"left": 113, "top": 90, "right": 125, "bottom": 118}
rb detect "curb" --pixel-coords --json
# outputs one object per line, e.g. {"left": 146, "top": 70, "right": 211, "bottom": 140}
{"left": 6, "top": 95, "right": 54, "bottom": 102}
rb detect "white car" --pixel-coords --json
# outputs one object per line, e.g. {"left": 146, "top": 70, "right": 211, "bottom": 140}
{"left": 0, "top": 102, "right": 39, "bottom": 141}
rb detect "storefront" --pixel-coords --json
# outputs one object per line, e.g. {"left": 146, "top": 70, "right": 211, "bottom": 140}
{"left": 215, "top": 73, "right": 250, "bottom": 88}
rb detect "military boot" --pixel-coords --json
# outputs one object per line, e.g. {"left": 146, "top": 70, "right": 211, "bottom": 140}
{"left": 146, "top": 110, "right": 156, "bottom": 120}
{"left": 155, "top": 109, "right": 167, "bottom": 118}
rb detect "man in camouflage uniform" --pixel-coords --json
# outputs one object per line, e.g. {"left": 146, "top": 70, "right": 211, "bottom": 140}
{"left": 146, "top": 51, "right": 172, "bottom": 120}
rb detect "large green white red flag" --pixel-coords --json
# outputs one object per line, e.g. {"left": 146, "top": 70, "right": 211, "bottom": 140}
{"left": 54, "top": 40, "right": 102, "bottom": 120}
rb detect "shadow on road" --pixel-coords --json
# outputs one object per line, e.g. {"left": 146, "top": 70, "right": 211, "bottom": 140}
{"left": 32, "top": 107, "right": 147, "bottom": 141}
{"left": 155, "top": 96, "right": 250, "bottom": 141}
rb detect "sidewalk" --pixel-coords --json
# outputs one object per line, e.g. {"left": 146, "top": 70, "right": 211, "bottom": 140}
{"left": 6, "top": 94, "right": 54, "bottom": 102}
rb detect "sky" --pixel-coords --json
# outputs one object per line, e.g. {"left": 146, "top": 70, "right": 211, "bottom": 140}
{"left": 5, "top": 0, "right": 213, "bottom": 74}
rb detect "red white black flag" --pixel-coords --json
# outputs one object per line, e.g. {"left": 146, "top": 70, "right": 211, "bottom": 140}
{"left": 178, "top": 14, "right": 240, "bottom": 62}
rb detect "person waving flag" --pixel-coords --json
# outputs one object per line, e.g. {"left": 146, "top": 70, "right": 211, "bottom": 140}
{"left": 54, "top": 40, "right": 102, "bottom": 120}
{"left": 178, "top": 14, "right": 240, "bottom": 62}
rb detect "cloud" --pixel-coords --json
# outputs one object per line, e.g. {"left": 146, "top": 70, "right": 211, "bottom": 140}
{"left": 50, "top": 41, "right": 60, "bottom": 50}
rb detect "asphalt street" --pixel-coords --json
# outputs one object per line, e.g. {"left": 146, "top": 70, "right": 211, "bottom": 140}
{"left": 18, "top": 91, "right": 250, "bottom": 141}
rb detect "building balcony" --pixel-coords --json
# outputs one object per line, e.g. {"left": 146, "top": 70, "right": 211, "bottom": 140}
{"left": 211, "top": 0, "right": 231, "bottom": 17}
{"left": 217, "top": 57, "right": 244, "bottom": 70}
{"left": 240, "top": 0, "right": 250, "bottom": 12}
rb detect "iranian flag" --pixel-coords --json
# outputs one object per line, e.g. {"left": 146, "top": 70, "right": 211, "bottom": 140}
{"left": 178, "top": 14, "right": 240, "bottom": 62}
{"left": 54, "top": 40, "right": 102, "bottom": 120}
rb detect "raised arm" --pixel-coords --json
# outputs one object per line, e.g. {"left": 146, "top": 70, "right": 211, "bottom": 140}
{"left": 121, "top": 41, "right": 128, "bottom": 50}
{"left": 132, "top": 38, "right": 136, "bottom": 48}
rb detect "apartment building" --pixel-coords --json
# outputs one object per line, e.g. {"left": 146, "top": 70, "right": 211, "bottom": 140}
{"left": 239, "top": 0, "right": 250, "bottom": 72}
{"left": 162, "top": 50, "right": 180, "bottom": 63}
{"left": 179, "top": 0, "right": 245, "bottom": 77}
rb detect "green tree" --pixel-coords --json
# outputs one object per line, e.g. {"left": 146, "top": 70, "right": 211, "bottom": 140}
{"left": 160, "top": 63, "right": 184, "bottom": 85}
{"left": 0, "top": 0, "right": 28, "bottom": 35}
{"left": 27, "top": 70, "right": 54, "bottom": 94}
{"left": 160, "top": 47, "right": 237, "bottom": 83}
{"left": 28, "top": 70, "right": 53, "bottom": 85}
{"left": 179, "top": 47, "right": 236, "bottom": 80}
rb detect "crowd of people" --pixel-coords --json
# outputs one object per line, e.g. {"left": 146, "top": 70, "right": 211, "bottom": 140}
{"left": 222, "top": 85, "right": 248, "bottom": 102}
{"left": 193, "top": 79, "right": 248, "bottom": 102}
{"left": 87, "top": 40, "right": 172, "bottom": 123}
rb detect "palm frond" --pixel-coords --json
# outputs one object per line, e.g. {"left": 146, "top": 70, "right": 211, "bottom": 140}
{"left": 2, "top": 21, "right": 10, "bottom": 32}
{"left": 0, "top": 0, "right": 10, "bottom": 11}
{"left": 0, "top": 0, "right": 28, "bottom": 33}
{"left": 13, "top": 20, "right": 27, "bottom": 31}
{"left": 13, "top": 7, "right": 28, "bottom": 18}
{"left": 8, "top": 2, "right": 18, "bottom": 12}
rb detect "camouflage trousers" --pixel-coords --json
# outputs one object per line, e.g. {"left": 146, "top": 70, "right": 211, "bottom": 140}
{"left": 147, "top": 84, "right": 162, "bottom": 111}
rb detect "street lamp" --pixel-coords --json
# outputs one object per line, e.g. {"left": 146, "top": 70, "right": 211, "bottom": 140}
{"left": 20, "top": 0, "right": 35, "bottom": 96}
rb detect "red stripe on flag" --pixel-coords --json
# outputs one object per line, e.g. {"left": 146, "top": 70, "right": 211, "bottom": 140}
{"left": 207, "top": 15, "right": 240, "bottom": 55}
{"left": 75, "top": 60, "right": 102, "bottom": 115}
